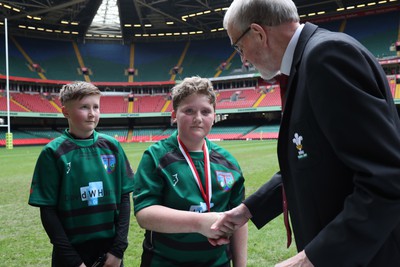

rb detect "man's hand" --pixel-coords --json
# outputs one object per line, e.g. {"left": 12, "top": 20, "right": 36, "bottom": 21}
{"left": 275, "top": 250, "right": 314, "bottom": 267}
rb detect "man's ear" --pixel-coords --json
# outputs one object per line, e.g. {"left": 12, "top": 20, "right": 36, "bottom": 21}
{"left": 251, "top": 23, "right": 267, "bottom": 45}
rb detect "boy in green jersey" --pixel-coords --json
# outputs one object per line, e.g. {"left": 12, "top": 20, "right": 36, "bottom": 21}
{"left": 133, "top": 76, "right": 248, "bottom": 267}
{"left": 28, "top": 81, "right": 134, "bottom": 267}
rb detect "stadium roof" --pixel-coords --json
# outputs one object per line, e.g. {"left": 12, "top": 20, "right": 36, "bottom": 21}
{"left": 0, "top": 0, "right": 398, "bottom": 43}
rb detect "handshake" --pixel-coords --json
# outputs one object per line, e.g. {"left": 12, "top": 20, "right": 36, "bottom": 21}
{"left": 201, "top": 203, "right": 314, "bottom": 267}
{"left": 199, "top": 203, "right": 252, "bottom": 246}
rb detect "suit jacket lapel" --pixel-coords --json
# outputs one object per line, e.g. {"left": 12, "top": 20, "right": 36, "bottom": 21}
{"left": 278, "top": 23, "right": 319, "bottom": 164}
{"left": 287, "top": 22, "right": 318, "bottom": 94}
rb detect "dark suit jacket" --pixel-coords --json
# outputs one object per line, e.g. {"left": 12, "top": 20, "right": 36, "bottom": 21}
{"left": 244, "top": 23, "right": 400, "bottom": 266}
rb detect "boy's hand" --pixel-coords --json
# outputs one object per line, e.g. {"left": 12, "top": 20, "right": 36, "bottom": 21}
{"left": 103, "top": 253, "right": 122, "bottom": 267}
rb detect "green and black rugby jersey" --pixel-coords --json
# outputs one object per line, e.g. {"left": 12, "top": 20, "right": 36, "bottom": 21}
{"left": 29, "top": 129, "right": 134, "bottom": 245}
{"left": 133, "top": 131, "right": 245, "bottom": 266}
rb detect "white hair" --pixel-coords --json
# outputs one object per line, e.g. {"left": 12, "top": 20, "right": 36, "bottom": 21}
{"left": 223, "top": 0, "right": 299, "bottom": 32}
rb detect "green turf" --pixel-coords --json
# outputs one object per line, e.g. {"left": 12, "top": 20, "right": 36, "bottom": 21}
{"left": 0, "top": 140, "right": 296, "bottom": 266}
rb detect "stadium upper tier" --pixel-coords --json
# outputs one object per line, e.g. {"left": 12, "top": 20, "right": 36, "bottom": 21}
{"left": 0, "top": 9, "right": 398, "bottom": 82}
{"left": 0, "top": 86, "right": 285, "bottom": 113}
{"left": 1, "top": 74, "right": 397, "bottom": 114}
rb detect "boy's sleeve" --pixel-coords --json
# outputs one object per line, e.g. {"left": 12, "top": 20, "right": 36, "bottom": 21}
{"left": 229, "top": 164, "right": 246, "bottom": 209}
{"left": 118, "top": 143, "right": 135, "bottom": 194}
{"left": 40, "top": 206, "right": 83, "bottom": 267}
{"left": 29, "top": 148, "right": 61, "bottom": 207}
{"left": 109, "top": 193, "right": 131, "bottom": 259}
{"left": 132, "top": 150, "right": 165, "bottom": 214}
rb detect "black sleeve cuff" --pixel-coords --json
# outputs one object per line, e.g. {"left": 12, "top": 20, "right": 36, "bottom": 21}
{"left": 40, "top": 206, "right": 83, "bottom": 267}
{"left": 244, "top": 172, "right": 283, "bottom": 228}
{"left": 109, "top": 193, "right": 131, "bottom": 258}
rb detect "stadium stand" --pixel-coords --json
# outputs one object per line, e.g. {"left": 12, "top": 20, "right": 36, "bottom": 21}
{"left": 242, "top": 124, "right": 280, "bottom": 140}
{"left": 208, "top": 125, "right": 256, "bottom": 140}
{"left": 77, "top": 42, "right": 130, "bottom": 82}
{"left": 0, "top": 95, "right": 29, "bottom": 112}
{"left": 0, "top": 127, "right": 131, "bottom": 145}
{"left": 0, "top": 9, "right": 399, "bottom": 146}
{"left": 216, "top": 88, "right": 256, "bottom": 109}
{"left": 100, "top": 95, "right": 128, "bottom": 113}
{"left": 257, "top": 84, "right": 282, "bottom": 107}
{"left": 133, "top": 95, "right": 167, "bottom": 113}
{"left": 11, "top": 36, "right": 82, "bottom": 81}
{"left": 181, "top": 38, "right": 236, "bottom": 78}
{"left": 343, "top": 11, "right": 399, "bottom": 58}
{"left": 97, "top": 127, "right": 129, "bottom": 142}
{"left": 11, "top": 93, "right": 60, "bottom": 113}
{"left": 131, "top": 127, "right": 167, "bottom": 142}
{"left": 0, "top": 127, "right": 60, "bottom": 146}
{"left": 133, "top": 42, "right": 187, "bottom": 82}
{"left": 1, "top": 11, "right": 398, "bottom": 81}
{"left": 0, "top": 38, "right": 37, "bottom": 79}
{"left": 19, "top": 128, "right": 62, "bottom": 139}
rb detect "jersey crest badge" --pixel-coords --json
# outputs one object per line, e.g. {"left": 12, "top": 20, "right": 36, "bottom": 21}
{"left": 292, "top": 133, "right": 308, "bottom": 159}
{"left": 101, "top": 155, "right": 116, "bottom": 173}
{"left": 216, "top": 171, "right": 235, "bottom": 191}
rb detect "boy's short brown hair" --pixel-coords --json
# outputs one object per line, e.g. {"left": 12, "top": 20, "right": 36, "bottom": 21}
{"left": 171, "top": 76, "right": 216, "bottom": 111}
{"left": 59, "top": 81, "right": 101, "bottom": 106}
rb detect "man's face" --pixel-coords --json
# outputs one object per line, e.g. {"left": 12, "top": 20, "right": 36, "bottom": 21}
{"left": 228, "top": 24, "right": 280, "bottom": 80}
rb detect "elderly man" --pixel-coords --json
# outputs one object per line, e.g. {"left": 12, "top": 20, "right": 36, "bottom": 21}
{"left": 210, "top": 0, "right": 400, "bottom": 266}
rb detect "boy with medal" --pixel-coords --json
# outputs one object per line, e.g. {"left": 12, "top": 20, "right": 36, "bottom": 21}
{"left": 133, "top": 76, "right": 247, "bottom": 267}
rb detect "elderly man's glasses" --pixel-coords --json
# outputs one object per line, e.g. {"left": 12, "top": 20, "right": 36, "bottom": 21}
{"left": 232, "top": 27, "right": 251, "bottom": 55}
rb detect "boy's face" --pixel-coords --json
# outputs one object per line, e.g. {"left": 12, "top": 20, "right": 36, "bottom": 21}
{"left": 172, "top": 93, "right": 215, "bottom": 150}
{"left": 62, "top": 94, "right": 101, "bottom": 138}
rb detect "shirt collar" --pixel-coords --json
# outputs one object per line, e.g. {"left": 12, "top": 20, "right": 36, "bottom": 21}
{"left": 280, "top": 23, "right": 304, "bottom": 76}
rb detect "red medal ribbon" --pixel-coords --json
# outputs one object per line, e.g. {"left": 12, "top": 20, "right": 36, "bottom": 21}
{"left": 178, "top": 136, "right": 211, "bottom": 212}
